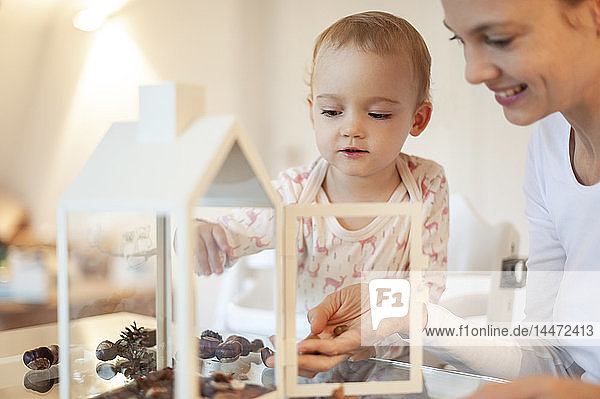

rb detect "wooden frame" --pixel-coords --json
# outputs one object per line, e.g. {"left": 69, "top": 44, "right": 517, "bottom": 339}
{"left": 282, "top": 202, "right": 427, "bottom": 397}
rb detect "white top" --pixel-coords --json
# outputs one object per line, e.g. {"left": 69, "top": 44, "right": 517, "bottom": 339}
{"left": 424, "top": 113, "right": 600, "bottom": 381}
{"left": 218, "top": 154, "right": 449, "bottom": 312}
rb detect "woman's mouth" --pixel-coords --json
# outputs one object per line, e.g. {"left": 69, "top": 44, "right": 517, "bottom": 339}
{"left": 493, "top": 84, "right": 527, "bottom": 106}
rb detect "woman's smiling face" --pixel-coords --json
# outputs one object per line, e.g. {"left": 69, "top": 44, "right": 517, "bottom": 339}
{"left": 442, "top": 0, "right": 600, "bottom": 126}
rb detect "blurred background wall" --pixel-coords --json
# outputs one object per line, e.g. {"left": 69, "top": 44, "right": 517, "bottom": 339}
{"left": 0, "top": 0, "right": 531, "bottom": 253}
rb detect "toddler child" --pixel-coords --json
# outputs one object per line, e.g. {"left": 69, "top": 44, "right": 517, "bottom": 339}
{"left": 195, "top": 11, "right": 448, "bottom": 318}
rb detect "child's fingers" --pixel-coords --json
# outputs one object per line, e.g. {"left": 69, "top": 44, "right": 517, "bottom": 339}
{"left": 211, "top": 224, "right": 230, "bottom": 253}
{"left": 194, "top": 238, "right": 211, "bottom": 276}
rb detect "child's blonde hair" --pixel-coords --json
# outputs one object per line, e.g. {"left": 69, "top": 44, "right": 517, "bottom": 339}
{"left": 310, "top": 11, "right": 432, "bottom": 106}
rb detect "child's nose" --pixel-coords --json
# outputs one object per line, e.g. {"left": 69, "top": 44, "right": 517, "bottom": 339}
{"left": 340, "top": 117, "right": 365, "bottom": 138}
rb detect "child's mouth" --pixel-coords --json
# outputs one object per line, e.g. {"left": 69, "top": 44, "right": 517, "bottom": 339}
{"left": 340, "top": 147, "right": 368, "bottom": 157}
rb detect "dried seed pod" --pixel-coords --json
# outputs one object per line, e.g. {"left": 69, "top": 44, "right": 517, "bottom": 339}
{"left": 96, "top": 340, "right": 118, "bottom": 361}
{"left": 198, "top": 336, "right": 221, "bottom": 359}
{"left": 215, "top": 340, "right": 242, "bottom": 362}
{"left": 201, "top": 329, "right": 223, "bottom": 343}
{"left": 114, "top": 338, "right": 130, "bottom": 358}
{"left": 140, "top": 328, "right": 157, "bottom": 347}
{"left": 249, "top": 339, "right": 264, "bottom": 352}
{"left": 23, "top": 346, "right": 55, "bottom": 370}
{"left": 260, "top": 347, "right": 274, "bottom": 367}
{"left": 48, "top": 344, "right": 59, "bottom": 365}
{"left": 333, "top": 325, "right": 349, "bottom": 337}
{"left": 225, "top": 335, "right": 251, "bottom": 356}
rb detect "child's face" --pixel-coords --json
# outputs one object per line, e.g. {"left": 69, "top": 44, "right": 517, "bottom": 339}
{"left": 309, "top": 46, "right": 431, "bottom": 180}
{"left": 442, "top": 0, "right": 600, "bottom": 126}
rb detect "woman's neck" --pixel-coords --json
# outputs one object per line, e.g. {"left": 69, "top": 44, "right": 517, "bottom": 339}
{"left": 563, "top": 103, "right": 600, "bottom": 186}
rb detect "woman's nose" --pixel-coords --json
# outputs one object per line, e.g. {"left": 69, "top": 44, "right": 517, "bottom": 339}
{"left": 464, "top": 46, "right": 500, "bottom": 85}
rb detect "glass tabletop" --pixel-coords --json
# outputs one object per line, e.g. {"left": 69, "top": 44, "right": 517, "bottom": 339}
{"left": 0, "top": 313, "right": 506, "bottom": 398}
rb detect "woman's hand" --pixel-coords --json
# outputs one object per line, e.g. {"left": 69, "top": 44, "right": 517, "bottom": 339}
{"left": 465, "top": 376, "right": 600, "bottom": 399}
{"left": 296, "top": 283, "right": 419, "bottom": 375}
{"left": 193, "top": 219, "right": 230, "bottom": 276}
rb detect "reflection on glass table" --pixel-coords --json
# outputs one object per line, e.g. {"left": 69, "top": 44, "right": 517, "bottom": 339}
{"left": 0, "top": 312, "right": 505, "bottom": 398}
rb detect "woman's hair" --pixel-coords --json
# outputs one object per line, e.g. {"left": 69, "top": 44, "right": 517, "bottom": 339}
{"left": 310, "top": 11, "right": 432, "bottom": 105}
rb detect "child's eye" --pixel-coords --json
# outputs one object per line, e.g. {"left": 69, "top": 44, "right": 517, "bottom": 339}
{"left": 369, "top": 112, "right": 391, "bottom": 120}
{"left": 449, "top": 34, "right": 464, "bottom": 45}
{"left": 321, "top": 110, "right": 341, "bottom": 117}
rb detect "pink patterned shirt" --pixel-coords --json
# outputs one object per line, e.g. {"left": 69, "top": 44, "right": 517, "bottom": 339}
{"left": 218, "top": 154, "right": 448, "bottom": 311}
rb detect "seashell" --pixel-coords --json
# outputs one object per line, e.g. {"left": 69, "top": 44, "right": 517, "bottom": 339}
{"left": 198, "top": 336, "right": 221, "bottom": 359}
{"left": 215, "top": 340, "right": 242, "bottom": 362}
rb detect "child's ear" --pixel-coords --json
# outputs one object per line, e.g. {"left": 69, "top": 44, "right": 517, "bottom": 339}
{"left": 307, "top": 95, "right": 315, "bottom": 127}
{"left": 409, "top": 101, "right": 433, "bottom": 137}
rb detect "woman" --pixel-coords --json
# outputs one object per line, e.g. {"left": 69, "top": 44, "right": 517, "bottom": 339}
{"left": 297, "top": 0, "right": 600, "bottom": 397}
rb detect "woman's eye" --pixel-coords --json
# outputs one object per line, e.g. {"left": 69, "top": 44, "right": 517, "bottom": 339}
{"left": 486, "top": 37, "right": 513, "bottom": 47}
{"left": 449, "top": 34, "right": 464, "bottom": 45}
{"left": 369, "top": 112, "right": 391, "bottom": 120}
{"left": 321, "top": 110, "right": 341, "bottom": 117}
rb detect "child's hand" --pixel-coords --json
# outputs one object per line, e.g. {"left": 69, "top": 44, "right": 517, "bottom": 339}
{"left": 194, "top": 219, "right": 230, "bottom": 276}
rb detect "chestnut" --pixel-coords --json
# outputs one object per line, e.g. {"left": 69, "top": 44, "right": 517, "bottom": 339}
{"left": 215, "top": 340, "right": 242, "bottom": 362}
{"left": 23, "top": 368, "right": 57, "bottom": 393}
{"left": 249, "top": 339, "right": 264, "bottom": 353}
{"left": 48, "top": 344, "right": 59, "bottom": 365}
{"left": 96, "top": 340, "right": 118, "bottom": 361}
{"left": 225, "top": 335, "right": 251, "bottom": 356}
{"left": 201, "top": 329, "right": 223, "bottom": 343}
{"left": 96, "top": 362, "right": 117, "bottom": 380}
{"left": 260, "top": 347, "right": 274, "bottom": 367}
{"left": 23, "top": 346, "right": 55, "bottom": 370}
{"left": 198, "top": 336, "right": 220, "bottom": 359}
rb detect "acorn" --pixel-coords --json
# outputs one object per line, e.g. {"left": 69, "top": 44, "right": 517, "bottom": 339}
{"left": 23, "top": 346, "right": 54, "bottom": 370}
{"left": 96, "top": 340, "right": 118, "bottom": 361}
{"left": 215, "top": 340, "right": 242, "bottom": 362}
{"left": 260, "top": 347, "right": 274, "bottom": 367}
{"left": 201, "top": 329, "right": 223, "bottom": 343}
{"left": 225, "top": 335, "right": 251, "bottom": 356}
{"left": 249, "top": 339, "right": 264, "bottom": 353}
{"left": 198, "top": 336, "right": 221, "bottom": 359}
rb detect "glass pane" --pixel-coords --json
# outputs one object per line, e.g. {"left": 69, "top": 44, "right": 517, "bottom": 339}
{"left": 66, "top": 211, "right": 159, "bottom": 398}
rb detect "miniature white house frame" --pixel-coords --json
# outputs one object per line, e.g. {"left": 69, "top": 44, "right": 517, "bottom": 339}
{"left": 57, "top": 82, "right": 426, "bottom": 398}
{"left": 57, "top": 82, "right": 283, "bottom": 399}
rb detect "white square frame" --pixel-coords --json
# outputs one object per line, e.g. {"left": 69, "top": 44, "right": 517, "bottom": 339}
{"left": 282, "top": 202, "right": 427, "bottom": 397}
